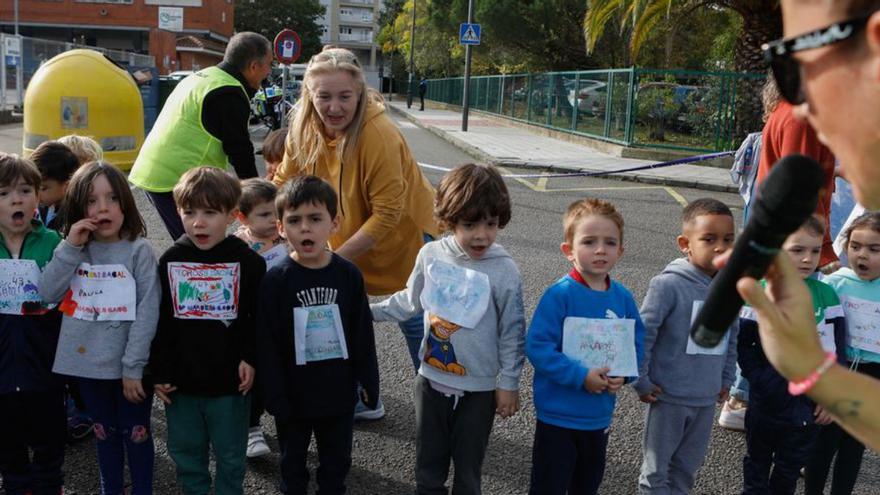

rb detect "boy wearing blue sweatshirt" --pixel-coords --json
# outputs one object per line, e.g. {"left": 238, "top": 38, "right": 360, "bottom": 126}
{"left": 527, "top": 198, "right": 645, "bottom": 495}
{"left": 635, "top": 198, "right": 738, "bottom": 494}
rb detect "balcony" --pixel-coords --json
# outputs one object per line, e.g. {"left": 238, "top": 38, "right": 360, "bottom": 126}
{"left": 339, "top": 13, "right": 374, "bottom": 25}
{"left": 340, "top": 0, "right": 376, "bottom": 6}
{"left": 337, "top": 32, "right": 373, "bottom": 44}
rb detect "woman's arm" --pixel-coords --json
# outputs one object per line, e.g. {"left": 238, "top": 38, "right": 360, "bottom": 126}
{"left": 334, "top": 230, "right": 376, "bottom": 261}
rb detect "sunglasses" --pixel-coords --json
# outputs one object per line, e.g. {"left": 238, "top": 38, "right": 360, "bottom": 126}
{"left": 762, "top": 13, "right": 872, "bottom": 104}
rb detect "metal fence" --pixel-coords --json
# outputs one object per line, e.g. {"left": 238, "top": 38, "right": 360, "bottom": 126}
{"left": 2, "top": 33, "right": 155, "bottom": 110}
{"left": 423, "top": 68, "right": 765, "bottom": 152}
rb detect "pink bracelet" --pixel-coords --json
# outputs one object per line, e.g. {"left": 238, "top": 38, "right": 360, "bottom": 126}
{"left": 788, "top": 352, "right": 837, "bottom": 396}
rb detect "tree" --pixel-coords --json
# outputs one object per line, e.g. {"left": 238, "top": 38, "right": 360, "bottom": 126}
{"left": 583, "top": 0, "right": 780, "bottom": 138}
{"left": 234, "top": 0, "right": 325, "bottom": 62}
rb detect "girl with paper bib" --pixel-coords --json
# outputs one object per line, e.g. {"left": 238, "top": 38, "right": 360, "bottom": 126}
{"left": 806, "top": 212, "right": 880, "bottom": 495}
{"left": 39, "top": 162, "right": 160, "bottom": 495}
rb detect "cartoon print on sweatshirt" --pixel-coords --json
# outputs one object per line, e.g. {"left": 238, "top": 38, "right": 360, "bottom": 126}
{"left": 425, "top": 313, "right": 466, "bottom": 375}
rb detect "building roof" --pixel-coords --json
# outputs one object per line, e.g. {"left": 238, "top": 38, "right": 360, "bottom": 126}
{"left": 176, "top": 35, "right": 226, "bottom": 57}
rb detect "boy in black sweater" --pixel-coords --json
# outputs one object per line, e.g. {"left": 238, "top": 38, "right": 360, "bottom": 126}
{"left": 257, "top": 175, "right": 379, "bottom": 495}
{"left": 150, "top": 167, "right": 266, "bottom": 495}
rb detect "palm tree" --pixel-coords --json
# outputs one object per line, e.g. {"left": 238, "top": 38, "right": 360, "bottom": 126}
{"left": 583, "top": 0, "right": 781, "bottom": 139}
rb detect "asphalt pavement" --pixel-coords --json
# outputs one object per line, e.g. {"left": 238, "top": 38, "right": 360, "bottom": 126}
{"left": 0, "top": 118, "right": 877, "bottom": 494}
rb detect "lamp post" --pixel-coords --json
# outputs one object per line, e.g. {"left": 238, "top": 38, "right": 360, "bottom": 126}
{"left": 406, "top": 0, "right": 416, "bottom": 108}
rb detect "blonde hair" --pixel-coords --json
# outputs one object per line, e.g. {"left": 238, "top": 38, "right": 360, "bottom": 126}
{"left": 761, "top": 71, "right": 781, "bottom": 123}
{"left": 563, "top": 198, "right": 625, "bottom": 245}
{"left": 57, "top": 135, "right": 103, "bottom": 165}
{"left": 284, "top": 48, "right": 383, "bottom": 174}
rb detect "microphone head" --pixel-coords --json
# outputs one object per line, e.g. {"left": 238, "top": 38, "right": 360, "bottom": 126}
{"left": 750, "top": 154, "right": 825, "bottom": 232}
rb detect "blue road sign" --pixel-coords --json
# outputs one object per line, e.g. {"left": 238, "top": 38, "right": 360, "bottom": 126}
{"left": 459, "top": 23, "right": 481, "bottom": 45}
{"left": 5, "top": 56, "right": 18, "bottom": 66}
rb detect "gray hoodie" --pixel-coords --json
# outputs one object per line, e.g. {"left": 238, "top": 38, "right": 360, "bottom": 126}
{"left": 371, "top": 235, "right": 526, "bottom": 392}
{"left": 634, "top": 258, "right": 738, "bottom": 407}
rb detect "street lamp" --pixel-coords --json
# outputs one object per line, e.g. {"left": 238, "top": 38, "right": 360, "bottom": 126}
{"left": 406, "top": 0, "right": 416, "bottom": 108}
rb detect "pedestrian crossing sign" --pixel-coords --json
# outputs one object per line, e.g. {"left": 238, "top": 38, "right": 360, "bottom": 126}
{"left": 459, "top": 23, "right": 481, "bottom": 45}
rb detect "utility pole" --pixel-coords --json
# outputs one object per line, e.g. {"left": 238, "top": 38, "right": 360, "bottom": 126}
{"left": 14, "top": 0, "right": 23, "bottom": 109}
{"left": 461, "top": 0, "right": 474, "bottom": 131}
{"left": 406, "top": 0, "right": 416, "bottom": 108}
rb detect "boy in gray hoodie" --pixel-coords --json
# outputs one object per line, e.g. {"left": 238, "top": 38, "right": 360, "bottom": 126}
{"left": 635, "top": 198, "right": 739, "bottom": 494}
{"left": 371, "top": 163, "right": 526, "bottom": 495}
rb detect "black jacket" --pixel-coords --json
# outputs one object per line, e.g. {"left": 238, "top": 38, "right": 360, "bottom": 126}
{"left": 257, "top": 254, "right": 379, "bottom": 422}
{"left": 150, "top": 235, "right": 266, "bottom": 396}
{"left": 201, "top": 62, "right": 259, "bottom": 180}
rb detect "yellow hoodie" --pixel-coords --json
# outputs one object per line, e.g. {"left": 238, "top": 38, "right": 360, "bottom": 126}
{"left": 274, "top": 99, "right": 439, "bottom": 295}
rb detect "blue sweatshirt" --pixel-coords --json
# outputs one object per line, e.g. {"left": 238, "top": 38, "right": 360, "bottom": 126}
{"left": 823, "top": 267, "right": 880, "bottom": 364}
{"left": 526, "top": 274, "right": 645, "bottom": 431}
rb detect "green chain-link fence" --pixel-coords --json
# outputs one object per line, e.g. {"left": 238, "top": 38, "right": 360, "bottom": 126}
{"left": 423, "top": 68, "right": 765, "bottom": 152}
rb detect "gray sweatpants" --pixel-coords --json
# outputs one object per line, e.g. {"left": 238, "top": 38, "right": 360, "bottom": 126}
{"left": 638, "top": 401, "right": 715, "bottom": 494}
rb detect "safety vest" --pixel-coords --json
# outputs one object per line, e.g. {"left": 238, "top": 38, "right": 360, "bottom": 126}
{"left": 129, "top": 66, "right": 247, "bottom": 192}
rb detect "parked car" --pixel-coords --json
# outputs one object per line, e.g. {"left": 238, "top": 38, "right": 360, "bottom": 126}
{"left": 567, "top": 80, "right": 607, "bottom": 116}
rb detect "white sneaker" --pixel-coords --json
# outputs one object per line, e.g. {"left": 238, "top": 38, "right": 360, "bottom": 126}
{"left": 353, "top": 397, "right": 385, "bottom": 422}
{"left": 718, "top": 397, "right": 747, "bottom": 431}
{"left": 246, "top": 427, "right": 270, "bottom": 458}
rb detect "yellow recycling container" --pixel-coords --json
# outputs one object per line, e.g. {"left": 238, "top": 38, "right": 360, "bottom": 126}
{"left": 23, "top": 49, "right": 144, "bottom": 171}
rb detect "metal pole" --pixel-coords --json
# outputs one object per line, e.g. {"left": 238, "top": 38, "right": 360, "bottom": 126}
{"left": 406, "top": 0, "right": 416, "bottom": 108}
{"left": 461, "top": 0, "right": 474, "bottom": 132}
{"left": 14, "top": 0, "right": 19, "bottom": 35}
{"left": 14, "top": 0, "right": 23, "bottom": 110}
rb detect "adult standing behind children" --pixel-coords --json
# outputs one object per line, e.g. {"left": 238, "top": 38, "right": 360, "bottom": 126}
{"left": 273, "top": 48, "right": 439, "bottom": 400}
{"left": 130, "top": 32, "right": 272, "bottom": 241}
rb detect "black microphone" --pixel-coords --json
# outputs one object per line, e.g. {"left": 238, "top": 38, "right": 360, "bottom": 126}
{"left": 690, "top": 154, "right": 825, "bottom": 347}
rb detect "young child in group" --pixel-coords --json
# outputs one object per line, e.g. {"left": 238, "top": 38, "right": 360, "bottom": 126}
{"left": 0, "top": 154, "right": 66, "bottom": 494}
{"left": 30, "top": 141, "right": 80, "bottom": 232}
{"left": 257, "top": 175, "right": 380, "bottom": 495}
{"left": 526, "top": 198, "right": 645, "bottom": 495}
{"left": 149, "top": 167, "right": 266, "bottom": 495}
{"left": 739, "top": 215, "right": 846, "bottom": 495}
{"left": 635, "top": 198, "right": 739, "bottom": 494}
{"left": 805, "top": 212, "right": 880, "bottom": 495}
{"left": 261, "top": 127, "right": 286, "bottom": 182}
{"left": 371, "top": 163, "right": 526, "bottom": 494}
{"left": 233, "top": 177, "right": 287, "bottom": 458}
{"left": 57, "top": 134, "right": 103, "bottom": 166}
{"left": 39, "top": 161, "right": 160, "bottom": 495}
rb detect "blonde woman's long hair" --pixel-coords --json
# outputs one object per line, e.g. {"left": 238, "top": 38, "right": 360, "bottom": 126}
{"left": 285, "top": 48, "right": 383, "bottom": 173}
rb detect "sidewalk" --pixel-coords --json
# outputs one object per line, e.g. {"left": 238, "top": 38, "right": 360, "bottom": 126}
{"left": 387, "top": 100, "right": 736, "bottom": 193}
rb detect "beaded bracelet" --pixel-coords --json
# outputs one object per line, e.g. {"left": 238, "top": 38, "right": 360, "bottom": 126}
{"left": 788, "top": 351, "right": 837, "bottom": 396}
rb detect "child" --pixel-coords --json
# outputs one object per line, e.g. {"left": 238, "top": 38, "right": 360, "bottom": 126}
{"left": 150, "top": 167, "right": 265, "bottom": 495}
{"left": 57, "top": 134, "right": 103, "bottom": 165}
{"left": 0, "top": 154, "right": 66, "bottom": 494}
{"left": 261, "top": 127, "right": 286, "bottom": 182}
{"left": 805, "top": 212, "right": 880, "bottom": 495}
{"left": 371, "top": 164, "right": 526, "bottom": 494}
{"left": 257, "top": 175, "right": 379, "bottom": 494}
{"left": 30, "top": 141, "right": 80, "bottom": 232}
{"left": 234, "top": 177, "right": 286, "bottom": 458}
{"left": 39, "top": 161, "right": 160, "bottom": 494}
{"left": 739, "top": 215, "right": 846, "bottom": 495}
{"left": 527, "top": 198, "right": 645, "bottom": 495}
{"left": 636, "top": 198, "right": 739, "bottom": 493}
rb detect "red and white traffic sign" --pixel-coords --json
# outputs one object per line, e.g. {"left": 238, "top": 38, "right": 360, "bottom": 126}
{"left": 274, "top": 29, "right": 302, "bottom": 64}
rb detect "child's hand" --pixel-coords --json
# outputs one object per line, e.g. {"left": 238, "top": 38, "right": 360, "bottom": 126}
{"left": 584, "top": 367, "right": 610, "bottom": 394}
{"left": 67, "top": 218, "right": 98, "bottom": 247}
{"left": 122, "top": 377, "right": 146, "bottom": 404}
{"left": 495, "top": 389, "right": 520, "bottom": 418}
{"left": 639, "top": 384, "right": 663, "bottom": 403}
{"left": 154, "top": 383, "right": 177, "bottom": 404}
{"left": 718, "top": 387, "right": 730, "bottom": 403}
{"left": 238, "top": 361, "right": 255, "bottom": 394}
{"left": 606, "top": 376, "right": 625, "bottom": 394}
{"left": 815, "top": 404, "right": 834, "bottom": 425}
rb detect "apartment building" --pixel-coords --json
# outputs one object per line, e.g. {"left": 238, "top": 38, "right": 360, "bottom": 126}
{"left": 316, "top": 0, "right": 384, "bottom": 87}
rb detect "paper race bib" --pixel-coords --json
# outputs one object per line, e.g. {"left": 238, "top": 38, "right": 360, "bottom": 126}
{"left": 840, "top": 295, "right": 880, "bottom": 354}
{"left": 168, "top": 262, "right": 239, "bottom": 320}
{"left": 686, "top": 301, "right": 730, "bottom": 355}
{"left": 0, "top": 259, "right": 51, "bottom": 315}
{"left": 293, "top": 304, "right": 348, "bottom": 365}
{"left": 261, "top": 244, "right": 289, "bottom": 270}
{"left": 65, "top": 263, "right": 136, "bottom": 321}
{"left": 562, "top": 317, "right": 638, "bottom": 377}
{"left": 817, "top": 322, "right": 837, "bottom": 353}
{"left": 420, "top": 259, "right": 490, "bottom": 329}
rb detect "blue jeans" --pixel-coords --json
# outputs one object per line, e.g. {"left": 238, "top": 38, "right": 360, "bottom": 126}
{"left": 77, "top": 378, "right": 154, "bottom": 495}
{"left": 399, "top": 314, "right": 425, "bottom": 372}
{"left": 731, "top": 364, "right": 750, "bottom": 402}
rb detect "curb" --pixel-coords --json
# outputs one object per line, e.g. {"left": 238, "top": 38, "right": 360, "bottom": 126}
{"left": 389, "top": 104, "right": 737, "bottom": 194}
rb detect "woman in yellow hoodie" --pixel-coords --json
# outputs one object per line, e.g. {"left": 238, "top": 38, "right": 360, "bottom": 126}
{"left": 274, "top": 49, "right": 439, "bottom": 406}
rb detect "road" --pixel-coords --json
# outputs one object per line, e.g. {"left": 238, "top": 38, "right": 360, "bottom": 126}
{"left": 1, "top": 117, "right": 877, "bottom": 494}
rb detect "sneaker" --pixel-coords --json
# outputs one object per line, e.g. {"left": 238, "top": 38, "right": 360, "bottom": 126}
{"left": 354, "top": 397, "right": 385, "bottom": 422}
{"left": 718, "top": 397, "right": 747, "bottom": 431}
{"left": 246, "top": 427, "right": 271, "bottom": 458}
